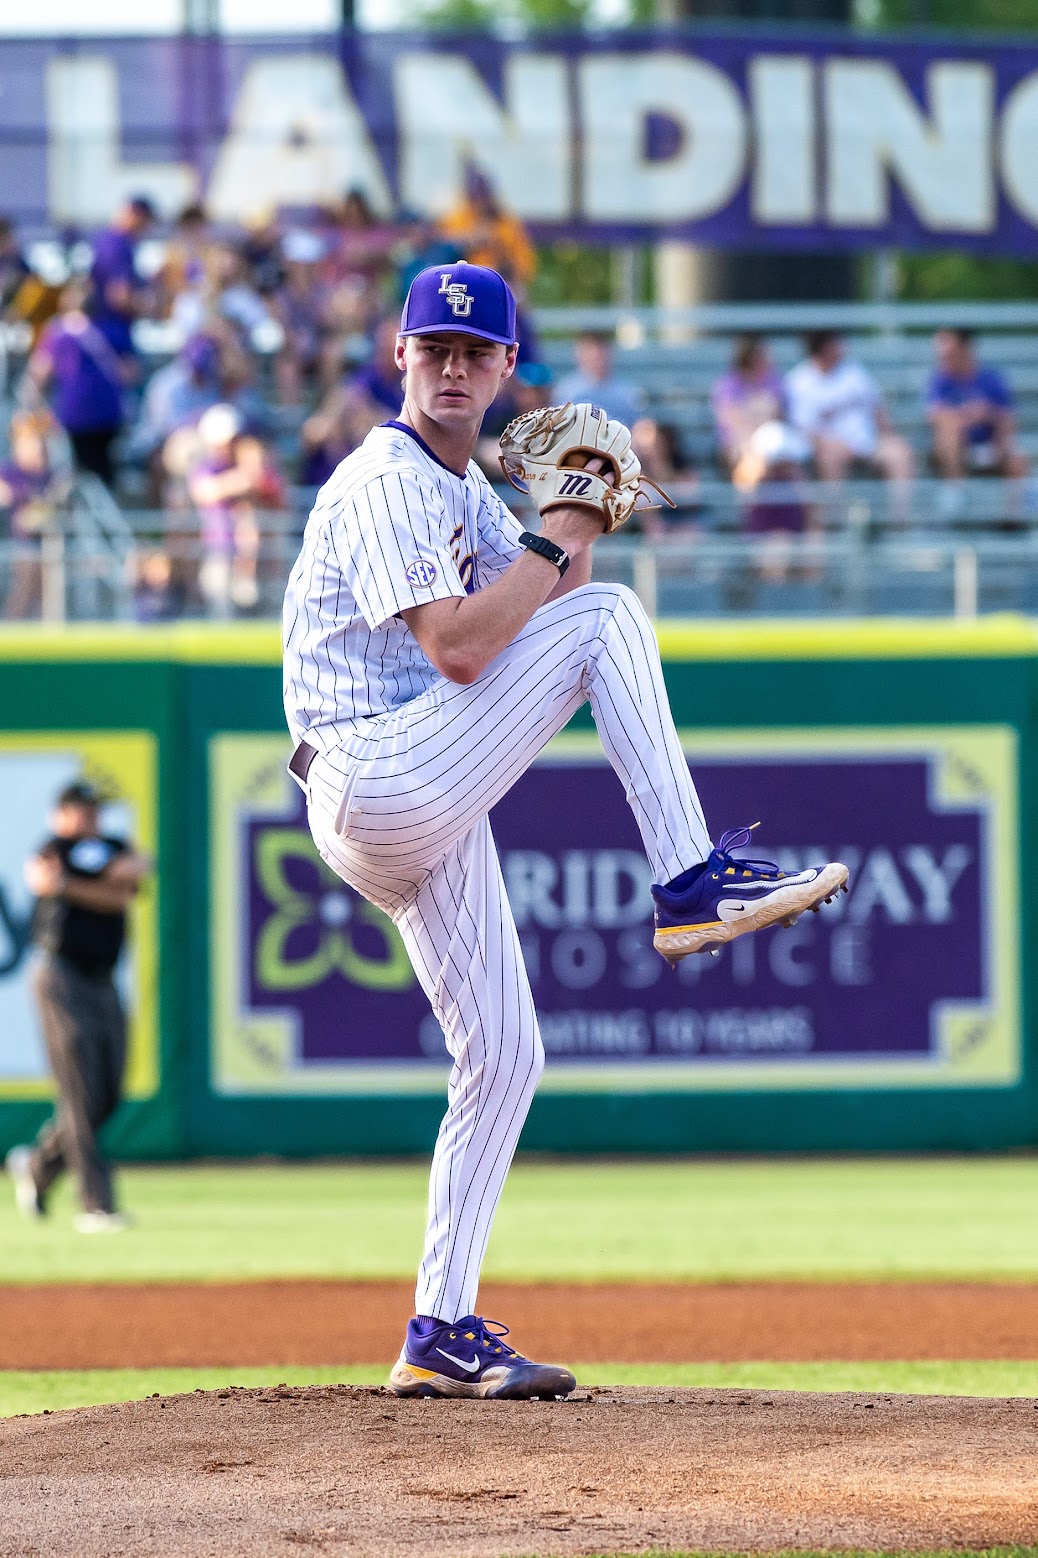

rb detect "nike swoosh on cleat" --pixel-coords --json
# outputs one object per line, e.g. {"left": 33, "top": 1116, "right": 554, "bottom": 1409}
{"left": 435, "top": 1348, "right": 481, "bottom": 1372}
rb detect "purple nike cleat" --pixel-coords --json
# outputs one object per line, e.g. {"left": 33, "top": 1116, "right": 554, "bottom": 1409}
{"left": 652, "top": 823, "right": 849, "bottom": 962}
{"left": 388, "top": 1315, "right": 576, "bottom": 1399}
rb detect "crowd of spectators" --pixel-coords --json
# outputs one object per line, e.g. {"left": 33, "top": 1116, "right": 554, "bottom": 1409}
{"left": 0, "top": 177, "right": 548, "bottom": 618}
{"left": 0, "top": 181, "right": 1033, "bottom": 619}
{"left": 707, "top": 326, "right": 1030, "bottom": 555}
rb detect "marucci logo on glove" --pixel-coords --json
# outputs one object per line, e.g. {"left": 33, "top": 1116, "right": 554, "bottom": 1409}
{"left": 499, "top": 401, "right": 676, "bottom": 534}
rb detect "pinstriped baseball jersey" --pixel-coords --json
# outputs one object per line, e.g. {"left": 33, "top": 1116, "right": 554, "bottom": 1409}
{"left": 282, "top": 406, "right": 715, "bottom": 1330}
{"left": 283, "top": 420, "right": 526, "bottom": 746}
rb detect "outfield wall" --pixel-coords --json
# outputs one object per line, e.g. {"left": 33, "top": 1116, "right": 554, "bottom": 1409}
{"left": 1, "top": 617, "right": 1035, "bottom": 1158}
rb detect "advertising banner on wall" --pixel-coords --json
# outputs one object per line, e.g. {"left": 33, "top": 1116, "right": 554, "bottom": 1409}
{"left": 6, "top": 30, "right": 1038, "bottom": 253}
{"left": 209, "top": 725, "right": 1019, "bottom": 1098}
{"left": 0, "top": 732, "right": 160, "bottom": 1103}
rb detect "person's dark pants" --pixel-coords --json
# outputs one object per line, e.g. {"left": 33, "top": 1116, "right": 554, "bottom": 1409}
{"left": 28, "top": 955, "right": 127, "bottom": 1214}
{"left": 68, "top": 428, "right": 119, "bottom": 489}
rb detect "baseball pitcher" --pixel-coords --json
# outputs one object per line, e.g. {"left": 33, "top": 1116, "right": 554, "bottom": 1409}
{"left": 283, "top": 261, "right": 847, "bottom": 1401}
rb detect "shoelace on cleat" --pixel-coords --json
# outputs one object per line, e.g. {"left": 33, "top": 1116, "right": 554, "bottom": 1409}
{"left": 710, "top": 824, "right": 785, "bottom": 882}
{"left": 448, "top": 1316, "right": 523, "bottom": 1360}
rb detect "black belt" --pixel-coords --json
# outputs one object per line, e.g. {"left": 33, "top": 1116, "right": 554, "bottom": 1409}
{"left": 288, "top": 739, "right": 318, "bottom": 788}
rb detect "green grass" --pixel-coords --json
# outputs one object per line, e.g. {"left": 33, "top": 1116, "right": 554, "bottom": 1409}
{"left": 5, "top": 1157, "right": 1038, "bottom": 1285}
{"left": 3, "top": 1360, "right": 1038, "bottom": 1419}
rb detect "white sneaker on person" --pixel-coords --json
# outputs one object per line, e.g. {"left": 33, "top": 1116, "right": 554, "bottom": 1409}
{"left": 74, "top": 1210, "right": 132, "bottom": 1234}
{"left": 5, "top": 1146, "right": 44, "bottom": 1218}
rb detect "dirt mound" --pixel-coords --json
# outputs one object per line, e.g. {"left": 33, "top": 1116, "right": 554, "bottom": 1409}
{"left": 4, "top": 1280, "right": 1038, "bottom": 1369}
{"left": 2, "top": 1385, "right": 1037, "bottom": 1557}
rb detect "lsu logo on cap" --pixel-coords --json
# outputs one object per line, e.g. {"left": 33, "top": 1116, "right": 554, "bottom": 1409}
{"left": 438, "top": 275, "right": 474, "bottom": 318}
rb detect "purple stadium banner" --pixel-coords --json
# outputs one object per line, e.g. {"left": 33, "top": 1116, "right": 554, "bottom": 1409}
{"left": 209, "top": 727, "right": 1020, "bottom": 1095}
{"left": 8, "top": 29, "right": 1038, "bottom": 253}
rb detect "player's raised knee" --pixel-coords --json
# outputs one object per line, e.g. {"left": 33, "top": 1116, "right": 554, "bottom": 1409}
{"left": 575, "top": 580, "right": 651, "bottom": 625}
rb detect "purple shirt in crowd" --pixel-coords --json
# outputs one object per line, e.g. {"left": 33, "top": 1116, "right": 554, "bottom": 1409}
{"left": 351, "top": 361, "right": 405, "bottom": 416}
{"left": 39, "top": 316, "right": 124, "bottom": 434}
{"left": 926, "top": 365, "right": 1014, "bottom": 446}
{"left": 90, "top": 226, "right": 139, "bottom": 356}
{"left": 0, "top": 462, "right": 52, "bottom": 540}
{"left": 192, "top": 454, "right": 237, "bottom": 553}
{"left": 711, "top": 369, "right": 786, "bottom": 454}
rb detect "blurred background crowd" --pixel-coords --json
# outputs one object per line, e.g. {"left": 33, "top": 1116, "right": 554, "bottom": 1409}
{"left": 1, "top": 176, "right": 1035, "bottom": 622}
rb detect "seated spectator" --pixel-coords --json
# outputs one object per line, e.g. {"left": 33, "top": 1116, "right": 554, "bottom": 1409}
{"left": 5, "top": 266, "right": 65, "bottom": 349}
{"left": 712, "top": 334, "right": 785, "bottom": 470}
{"left": 0, "top": 216, "right": 30, "bottom": 316}
{"left": 311, "top": 189, "right": 398, "bottom": 366}
{"left": 172, "top": 241, "right": 273, "bottom": 348}
{"left": 132, "top": 333, "right": 225, "bottom": 462}
{"left": 129, "top": 326, "right": 269, "bottom": 503}
{"left": 29, "top": 280, "right": 131, "bottom": 488}
{"left": 319, "top": 280, "right": 383, "bottom": 390}
{"left": 89, "top": 194, "right": 157, "bottom": 363}
{"left": 733, "top": 420, "right": 816, "bottom": 582}
{"left": 475, "top": 361, "right": 554, "bottom": 477}
{"left": 2, "top": 216, "right": 64, "bottom": 347}
{"left": 130, "top": 548, "right": 183, "bottom": 623}
{"left": 273, "top": 230, "right": 333, "bottom": 405}
{"left": 556, "top": 332, "right": 646, "bottom": 430}
{"left": 439, "top": 168, "right": 537, "bottom": 296}
{"left": 349, "top": 317, "right": 406, "bottom": 422}
{"left": 393, "top": 211, "right": 461, "bottom": 305}
{"left": 0, "top": 410, "right": 59, "bottom": 619}
{"left": 785, "top": 330, "right": 914, "bottom": 490}
{"left": 241, "top": 208, "right": 286, "bottom": 299}
{"left": 330, "top": 188, "right": 398, "bottom": 298}
{"left": 301, "top": 318, "right": 404, "bottom": 486}
{"left": 926, "top": 328, "right": 1029, "bottom": 480}
{"left": 735, "top": 420, "right": 813, "bottom": 523}
{"left": 188, "top": 404, "right": 287, "bottom": 615}
{"left": 156, "top": 202, "right": 212, "bottom": 320}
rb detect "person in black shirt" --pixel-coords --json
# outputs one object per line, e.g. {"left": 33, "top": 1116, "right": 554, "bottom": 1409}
{"left": 5, "top": 780, "right": 150, "bottom": 1231}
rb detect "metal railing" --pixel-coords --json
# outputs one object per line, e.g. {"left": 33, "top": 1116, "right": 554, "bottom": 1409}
{"left": 533, "top": 299, "right": 1038, "bottom": 342}
{"left": 5, "top": 476, "right": 1038, "bottom": 624}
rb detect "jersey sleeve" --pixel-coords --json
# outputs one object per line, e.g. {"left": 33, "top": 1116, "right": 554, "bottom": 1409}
{"left": 333, "top": 468, "right": 467, "bottom": 630}
{"left": 474, "top": 482, "right": 526, "bottom": 587}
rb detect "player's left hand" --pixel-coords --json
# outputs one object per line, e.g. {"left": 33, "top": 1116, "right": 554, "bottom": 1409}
{"left": 499, "top": 402, "right": 675, "bottom": 534}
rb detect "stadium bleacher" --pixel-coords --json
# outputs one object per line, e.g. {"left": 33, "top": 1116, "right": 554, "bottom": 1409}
{"left": 6, "top": 302, "right": 1038, "bottom": 623}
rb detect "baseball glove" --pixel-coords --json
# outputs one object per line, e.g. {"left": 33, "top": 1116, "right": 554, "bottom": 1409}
{"left": 498, "top": 402, "right": 675, "bottom": 534}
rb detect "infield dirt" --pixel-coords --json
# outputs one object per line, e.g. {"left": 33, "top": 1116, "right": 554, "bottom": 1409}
{"left": 3, "top": 1279, "right": 1038, "bottom": 1368}
{"left": 2, "top": 1385, "right": 1037, "bottom": 1556}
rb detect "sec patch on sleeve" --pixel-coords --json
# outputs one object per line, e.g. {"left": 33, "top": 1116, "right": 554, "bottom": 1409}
{"left": 405, "top": 560, "right": 438, "bottom": 587}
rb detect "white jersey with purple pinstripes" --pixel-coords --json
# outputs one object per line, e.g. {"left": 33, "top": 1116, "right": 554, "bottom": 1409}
{"left": 282, "top": 419, "right": 526, "bottom": 749}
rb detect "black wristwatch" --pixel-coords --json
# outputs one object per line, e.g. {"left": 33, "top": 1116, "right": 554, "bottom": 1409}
{"left": 519, "top": 530, "right": 570, "bottom": 578}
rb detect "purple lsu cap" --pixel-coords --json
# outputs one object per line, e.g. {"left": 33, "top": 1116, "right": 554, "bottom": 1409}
{"left": 399, "top": 261, "right": 517, "bottom": 346}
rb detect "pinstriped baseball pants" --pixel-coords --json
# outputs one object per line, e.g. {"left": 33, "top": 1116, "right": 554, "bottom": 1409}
{"left": 304, "top": 583, "right": 711, "bottom": 1322}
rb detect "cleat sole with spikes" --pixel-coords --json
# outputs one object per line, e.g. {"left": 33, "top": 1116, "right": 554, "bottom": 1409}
{"left": 654, "top": 862, "right": 849, "bottom": 963}
{"left": 389, "top": 1359, "right": 576, "bottom": 1400}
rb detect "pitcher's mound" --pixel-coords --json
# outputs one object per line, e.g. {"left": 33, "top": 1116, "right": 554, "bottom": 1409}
{"left": 2, "top": 1384, "right": 1037, "bottom": 1557}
